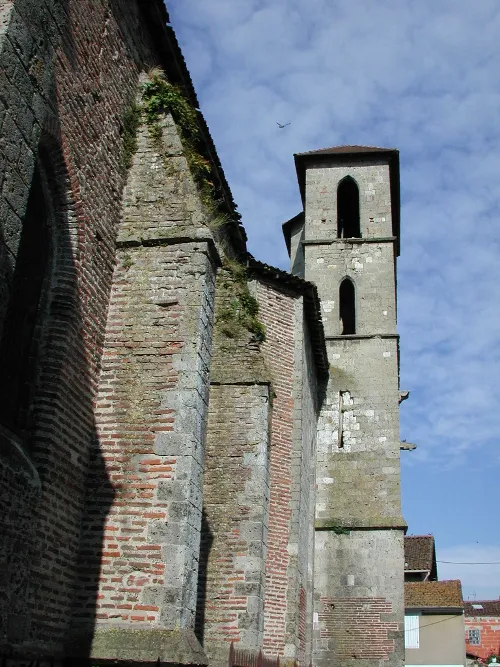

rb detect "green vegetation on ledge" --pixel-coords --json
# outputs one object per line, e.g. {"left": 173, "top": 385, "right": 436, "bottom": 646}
{"left": 121, "top": 102, "right": 141, "bottom": 170}
{"left": 217, "top": 259, "right": 266, "bottom": 342}
{"left": 123, "top": 70, "right": 265, "bottom": 343}
{"left": 140, "top": 69, "right": 230, "bottom": 231}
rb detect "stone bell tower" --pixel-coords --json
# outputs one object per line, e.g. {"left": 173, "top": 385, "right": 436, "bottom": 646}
{"left": 285, "top": 146, "right": 406, "bottom": 667}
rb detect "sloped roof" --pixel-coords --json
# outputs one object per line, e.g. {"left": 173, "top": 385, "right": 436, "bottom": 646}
{"left": 295, "top": 145, "right": 397, "bottom": 157}
{"left": 404, "top": 535, "right": 437, "bottom": 578}
{"left": 405, "top": 581, "right": 463, "bottom": 609}
{"left": 464, "top": 600, "right": 500, "bottom": 617}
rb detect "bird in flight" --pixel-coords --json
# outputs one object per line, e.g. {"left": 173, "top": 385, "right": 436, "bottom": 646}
{"left": 276, "top": 121, "right": 291, "bottom": 129}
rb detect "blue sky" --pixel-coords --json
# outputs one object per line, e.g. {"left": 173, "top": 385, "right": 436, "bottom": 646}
{"left": 167, "top": 0, "right": 500, "bottom": 600}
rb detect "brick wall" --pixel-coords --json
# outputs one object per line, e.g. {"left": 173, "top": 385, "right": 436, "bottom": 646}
{"left": 317, "top": 596, "right": 398, "bottom": 661}
{"left": 199, "top": 267, "right": 271, "bottom": 665}
{"left": 73, "top": 239, "right": 216, "bottom": 628}
{"left": 293, "top": 316, "right": 319, "bottom": 665}
{"left": 201, "top": 274, "right": 321, "bottom": 666}
{"left": 255, "top": 278, "right": 322, "bottom": 662}
{"left": 465, "top": 616, "right": 500, "bottom": 659}
{"left": 256, "top": 278, "right": 320, "bottom": 663}
{"left": 257, "top": 281, "right": 295, "bottom": 656}
{"left": 0, "top": 0, "right": 205, "bottom": 656}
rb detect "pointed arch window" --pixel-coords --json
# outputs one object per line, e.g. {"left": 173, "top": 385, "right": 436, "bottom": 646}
{"left": 0, "top": 161, "right": 51, "bottom": 432}
{"left": 339, "top": 278, "right": 356, "bottom": 335}
{"left": 337, "top": 176, "right": 361, "bottom": 239}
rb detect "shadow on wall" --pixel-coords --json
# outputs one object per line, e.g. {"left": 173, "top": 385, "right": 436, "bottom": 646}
{"left": 0, "top": 116, "right": 114, "bottom": 660}
{"left": 0, "top": 0, "right": 114, "bottom": 658}
{"left": 195, "top": 509, "right": 214, "bottom": 646}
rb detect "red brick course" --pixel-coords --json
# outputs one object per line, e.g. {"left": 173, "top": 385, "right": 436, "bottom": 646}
{"left": 258, "top": 281, "right": 296, "bottom": 655}
{"left": 319, "top": 597, "right": 397, "bottom": 661}
{"left": 465, "top": 616, "right": 500, "bottom": 659}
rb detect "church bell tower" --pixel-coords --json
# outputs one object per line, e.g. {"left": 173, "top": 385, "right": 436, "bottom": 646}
{"left": 286, "top": 146, "right": 406, "bottom": 667}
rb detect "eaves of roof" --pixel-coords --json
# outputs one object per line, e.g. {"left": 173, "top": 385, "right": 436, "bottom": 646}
{"left": 464, "top": 600, "right": 500, "bottom": 617}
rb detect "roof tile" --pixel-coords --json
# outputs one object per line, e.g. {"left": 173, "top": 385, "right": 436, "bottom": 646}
{"left": 464, "top": 600, "right": 500, "bottom": 617}
{"left": 294, "top": 145, "right": 397, "bottom": 157}
{"left": 405, "top": 581, "right": 463, "bottom": 609}
{"left": 404, "top": 535, "right": 435, "bottom": 572}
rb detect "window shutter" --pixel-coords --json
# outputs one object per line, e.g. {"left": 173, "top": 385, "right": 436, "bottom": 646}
{"left": 404, "top": 614, "right": 420, "bottom": 649}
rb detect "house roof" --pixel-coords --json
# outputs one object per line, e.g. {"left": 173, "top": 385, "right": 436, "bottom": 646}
{"left": 405, "top": 581, "right": 464, "bottom": 609}
{"left": 404, "top": 535, "right": 438, "bottom": 579}
{"left": 293, "top": 145, "right": 401, "bottom": 256}
{"left": 464, "top": 600, "right": 500, "bottom": 617}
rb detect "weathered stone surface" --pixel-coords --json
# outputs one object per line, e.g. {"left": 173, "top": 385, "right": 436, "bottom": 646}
{"left": 293, "top": 152, "right": 405, "bottom": 667}
{"left": 68, "top": 627, "right": 208, "bottom": 665}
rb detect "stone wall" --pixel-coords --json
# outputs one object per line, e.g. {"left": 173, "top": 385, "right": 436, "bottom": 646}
{"left": 315, "top": 337, "right": 402, "bottom": 525}
{"left": 68, "top": 107, "right": 220, "bottom": 663}
{"left": 303, "top": 160, "right": 394, "bottom": 242}
{"left": 202, "top": 383, "right": 271, "bottom": 662}
{"left": 258, "top": 281, "right": 297, "bottom": 657}
{"left": 200, "top": 266, "right": 271, "bottom": 665}
{"left": 304, "top": 242, "right": 397, "bottom": 337}
{"left": 295, "top": 153, "right": 405, "bottom": 667}
{"left": 314, "top": 531, "right": 404, "bottom": 666}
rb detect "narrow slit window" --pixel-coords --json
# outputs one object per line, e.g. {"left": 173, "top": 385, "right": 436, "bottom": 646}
{"left": 339, "top": 278, "right": 355, "bottom": 335}
{"left": 0, "top": 163, "right": 50, "bottom": 431}
{"left": 338, "top": 392, "right": 344, "bottom": 448}
{"left": 337, "top": 176, "right": 361, "bottom": 238}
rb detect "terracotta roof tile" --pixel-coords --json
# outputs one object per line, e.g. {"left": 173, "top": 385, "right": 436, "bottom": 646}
{"left": 404, "top": 535, "right": 436, "bottom": 573}
{"left": 405, "top": 581, "right": 463, "bottom": 609}
{"left": 464, "top": 600, "right": 500, "bottom": 617}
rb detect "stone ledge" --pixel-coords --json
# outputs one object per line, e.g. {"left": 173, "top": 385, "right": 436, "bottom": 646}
{"left": 67, "top": 627, "right": 208, "bottom": 665}
{"left": 302, "top": 236, "right": 396, "bottom": 245}
{"left": 315, "top": 517, "right": 407, "bottom": 531}
{"left": 116, "top": 235, "right": 221, "bottom": 268}
{"left": 325, "top": 333, "right": 399, "bottom": 341}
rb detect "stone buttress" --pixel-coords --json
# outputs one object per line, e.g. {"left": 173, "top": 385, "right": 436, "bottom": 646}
{"left": 200, "top": 261, "right": 327, "bottom": 667}
{"left": 285, "top": 146, "right": 406, "bottom": 667}
{"left": 69, "top": 108, "right": 220, "bottom": 664}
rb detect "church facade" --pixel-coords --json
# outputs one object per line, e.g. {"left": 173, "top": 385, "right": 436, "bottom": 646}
{"left": 0, "top": 1, "right": 406, "bottom": 666}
